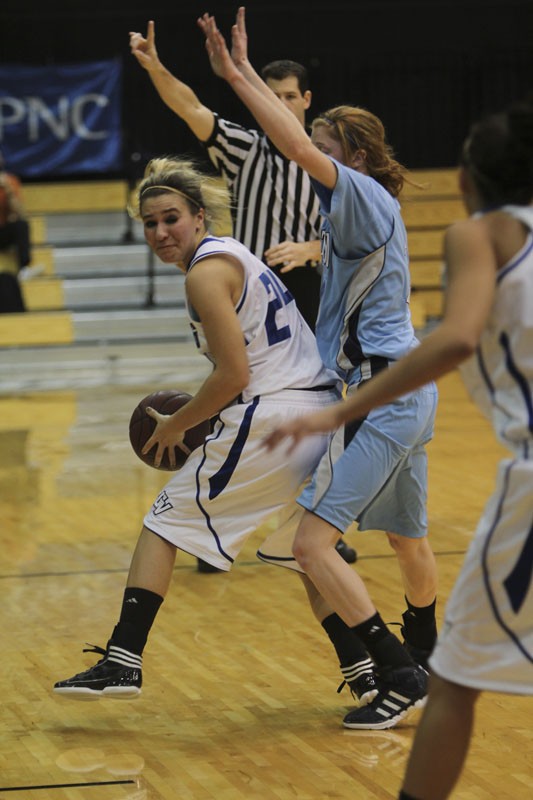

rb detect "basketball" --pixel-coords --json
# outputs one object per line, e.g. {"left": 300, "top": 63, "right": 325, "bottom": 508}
{"left": 129, "top": 389, "right": 210, "bottom": 471}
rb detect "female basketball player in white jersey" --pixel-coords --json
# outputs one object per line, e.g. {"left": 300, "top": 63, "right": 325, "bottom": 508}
{"left": 264, "top": 96, "right": 533, "bottom": 799}
{"left": 53, "top": 155, "right": 341, "bottom": 698}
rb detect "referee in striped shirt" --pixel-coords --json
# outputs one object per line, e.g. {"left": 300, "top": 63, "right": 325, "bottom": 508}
{"left": 205, "top": 61, "right": 321, "bottom": 330}
{"left": 130, "top": 20, "right": 356, "bottom": 565}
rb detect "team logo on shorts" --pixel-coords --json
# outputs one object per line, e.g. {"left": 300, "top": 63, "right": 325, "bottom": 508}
{"left": 152, "top": 490, "right": 173, "bottom": 515}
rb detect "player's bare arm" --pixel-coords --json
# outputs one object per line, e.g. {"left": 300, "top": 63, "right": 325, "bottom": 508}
{"left": 183, "top": 256, "right": 250, "bottom": 414}
{"left": 130, "top": 20, "right": 214, "bottom": 141}
{"left": 198, "top": 9, "right": 337, "bottom": 189}
{"left": 264, "top": 405, "right": 343, "bottom": 453}
{"left": 143, "top": 257, "right": 248, "bottom": 468}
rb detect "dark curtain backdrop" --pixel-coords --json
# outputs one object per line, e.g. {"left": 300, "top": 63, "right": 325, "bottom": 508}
{"left": 1, "top": 0, "right": 531, "bottom": 179}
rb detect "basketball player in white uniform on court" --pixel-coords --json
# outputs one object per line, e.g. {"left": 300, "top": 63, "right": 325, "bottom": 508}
{"left": 264, "top": 96, "right": 533, "bottom": 799}
{"left": 53, "top": 155, "right": 341, "bottom": 698}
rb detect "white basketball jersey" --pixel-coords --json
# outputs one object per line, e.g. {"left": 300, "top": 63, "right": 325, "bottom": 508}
{"left": 187, "top": 235, "right": 337, "bottom": 402}
{"left": 459, "top": 206, "right": 533, "bottom": 456}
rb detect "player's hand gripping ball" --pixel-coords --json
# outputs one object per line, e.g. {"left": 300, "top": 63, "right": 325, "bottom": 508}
{"left": 129, "top": 390, "right": 210, "bottom": 471}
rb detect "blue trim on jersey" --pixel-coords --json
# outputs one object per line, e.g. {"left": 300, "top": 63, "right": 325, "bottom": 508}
{"left": 482, "top": 460, "right": 533, "bottom": 663}
{"left": 236, "top": 276, "right": 248, "bottom": 313}
{"left": 497, "top": 234, "right": 533, "bottom": 283}
{"left": 500, "top": 331, "right": 533, "bottom": 433}
{"left": 256, "top": 550, "right": 296, "bottom": 565}
{"left": 503, "top": 516, "right": 533, "bottom": 613}
{"left": 476, "top": 347, "right": 495, "bottom": 398}
{"left": 194, "top": 419, "right": 234, "bottom": 565}
{"left": 343, "top": 305, "right": 364, "bottom": 366}
{"left": 208, "top": 396, "right": 260, "bottom": 500}
{"left": 187, "top": 235, "right": 226, "bottom": 271}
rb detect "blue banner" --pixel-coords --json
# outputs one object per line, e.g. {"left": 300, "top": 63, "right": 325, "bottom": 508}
{"left": 0, "top": 59, "right": 122, "bottom": 177}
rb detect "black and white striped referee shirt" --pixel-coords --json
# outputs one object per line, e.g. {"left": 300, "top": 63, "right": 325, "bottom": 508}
{"left": 205, "top": 114, "right": 321, "bottom": 264}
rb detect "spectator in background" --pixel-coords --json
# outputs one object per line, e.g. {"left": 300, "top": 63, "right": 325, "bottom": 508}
{"left": 0, "top": 151, "right": 31, "bottom": 272}
{"left": 0, "top": 151, "right": 31, "bottom": 313}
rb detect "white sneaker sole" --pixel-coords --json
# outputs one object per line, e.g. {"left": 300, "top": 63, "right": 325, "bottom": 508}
{"left": 343, "top": 695, "right": 426, "bottom": 730}
{"left": 53, "top": 686, "right": 141, "bottom": 700}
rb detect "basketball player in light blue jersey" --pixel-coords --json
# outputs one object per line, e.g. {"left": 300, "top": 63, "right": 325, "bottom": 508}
{"left": 202, "top": 8, "right": 438, "bottom": 729}
{"left": 265, "top": 96, "right": 533, "bottom": 800}
{"left": 313, "top": 150, "right": 414, "bottom": 383}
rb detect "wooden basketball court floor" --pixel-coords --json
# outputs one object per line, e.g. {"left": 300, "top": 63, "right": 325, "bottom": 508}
{"left": 1, "top": 371, "right": 531, "bottom": 799}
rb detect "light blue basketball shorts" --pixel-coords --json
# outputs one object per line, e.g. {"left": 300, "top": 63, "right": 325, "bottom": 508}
{"left": 298, "top": 382, "right": 438, "bottom": 537}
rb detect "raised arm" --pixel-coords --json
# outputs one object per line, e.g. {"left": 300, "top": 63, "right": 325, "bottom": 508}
{"left": 198, "top": 8, "right": 338, "bottom": 190}
{"left": 220, "top": 6, "right": 275, "bottom": 97}
{"left": 129, "top": 20, "right": 215, "bottom": 141}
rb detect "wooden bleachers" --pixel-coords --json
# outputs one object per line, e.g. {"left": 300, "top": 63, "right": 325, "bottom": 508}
{"left": 21, "top": 277, "right": 65, "bottom": 311}
{"left": 28, "top": 216, "right": 47, "bottom": 246}
{"left": 0, "top": 309, "right": 73, "bottom": 345}
{"left": 29, "top": 245, "right": 55, "bottom": 276}
{"left": 1, "top": 180, "right": 130, "bottom": 346}
{"left": 402, "top": 167, "right": 465, "bottom": 327}
{"left": 0, "top": 171, "right": 462, "bottom": 348}
{"left": 23, "top": 179, "right": 129, "bottom": 214}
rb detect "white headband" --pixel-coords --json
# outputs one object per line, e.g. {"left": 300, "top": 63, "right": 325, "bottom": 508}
{"left": 140, "top": 184, "right": 202, "bottom": 208}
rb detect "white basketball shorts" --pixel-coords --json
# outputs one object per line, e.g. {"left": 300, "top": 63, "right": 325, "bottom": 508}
{"left": 143, "top": 388, "right": 339, "bottom": 571}
{"left": 430, "top": 457, "right": 533, "bottom": 694}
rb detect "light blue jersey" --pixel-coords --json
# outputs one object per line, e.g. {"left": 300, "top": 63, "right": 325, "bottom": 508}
{"left": 313, "top": 161, "right": 419, "bottom": 386}
{"left": 299, "top": 161, "right": 438, "bottom": 537}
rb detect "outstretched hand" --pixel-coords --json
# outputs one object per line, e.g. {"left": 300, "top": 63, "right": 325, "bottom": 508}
{"left": 197, "top": 10, "right": 242, "bottom": 82}
{"left": 229, "top": 6, "right": 249, "bottom": 68}
{"left": 141, "top": 407, "right": 190, "bottom": 469}
{"left": 263, "top": 406, "right": 342, "bottom": 454}
{"left": 129, "top": 20, "right": 160, "bottom": 72}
